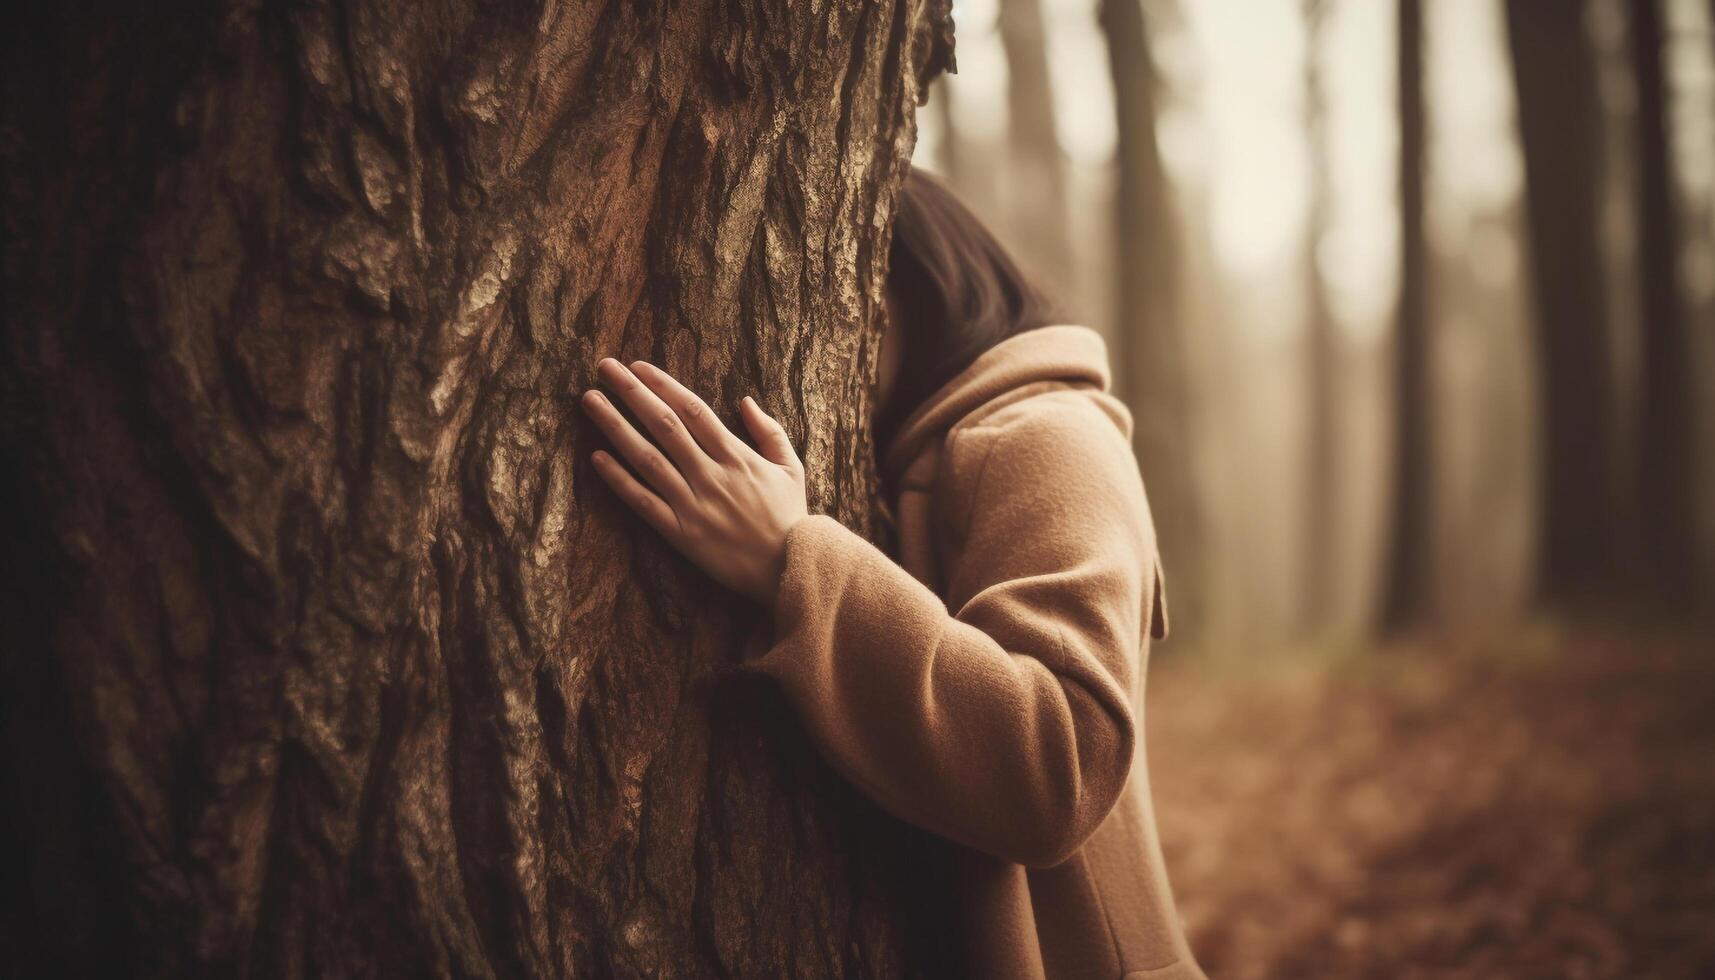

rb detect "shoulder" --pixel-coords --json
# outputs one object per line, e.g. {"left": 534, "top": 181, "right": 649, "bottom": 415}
{"left": 933, "top": 387, "right": 1162, "bottom": 620}
{"left": 940, "top": 387, "right": 1148, "bottom": 533}
{"left": 946, "top": 387, "right": 1136, "bottom": 482}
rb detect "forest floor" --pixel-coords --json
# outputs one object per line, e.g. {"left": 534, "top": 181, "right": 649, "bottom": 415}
{"left": 1145, "top": 621, "right": 1715, "bottom": 980}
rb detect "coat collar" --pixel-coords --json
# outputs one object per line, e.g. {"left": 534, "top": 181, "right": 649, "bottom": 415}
{"left": 878, "top": 324, "right": 1118, "bottom": 490}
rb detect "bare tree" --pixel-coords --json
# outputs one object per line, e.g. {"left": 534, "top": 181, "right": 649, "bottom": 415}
{"left": 1628, "top": 0, "right": 1700, "bottom": 605}
{"left": 929, "top": 76, "right": 965, "bottom": 184}
{"left": 1503, "top": 0, "right": 1624, "bottom": 606}
{"left": 1102, "top": 0, "right": 1203, "bottom": 638}
{"left": 998, "top": 0, "right": 1072, "bottom": 291}
{"left": 1382, "top": 0, "right": 1434, "bottom": 631}
{"left": 0, "top": 0, "right": 959, "bottom": 975}
{"left": 1302, "top": 0, "right": 1342, "bottom": 631}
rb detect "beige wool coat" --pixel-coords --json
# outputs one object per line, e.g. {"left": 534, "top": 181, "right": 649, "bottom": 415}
{"left": 735, "top": 324, "right": 1206, "bottom": 980}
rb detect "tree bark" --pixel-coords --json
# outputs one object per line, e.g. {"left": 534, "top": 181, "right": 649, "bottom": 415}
{"left": 1503, "top": 0, "right": 1623, "bottom": 607}
{"left": 1381, "top": 0, "right": 1434, "bottom": 632}
{"left": 0, "top": 0, "right": 958, "bottom": 975}
{"left": 1102, "top": 0, "right": 1203, "bottom": 639}
{"left": 1628, "top": 0, "right": 1699, "bottom": 606}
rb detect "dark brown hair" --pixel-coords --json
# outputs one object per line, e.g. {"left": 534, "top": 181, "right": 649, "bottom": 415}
{"left": 875, "top": 166, "right": 1065, "bottom": 460}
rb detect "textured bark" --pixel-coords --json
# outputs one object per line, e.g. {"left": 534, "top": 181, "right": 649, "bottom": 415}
{"left": 1503, "top": 0, "right": 1624, "bottom": 605}
{"left": 0, "top": 0, "right": 959, "bottom": 976}
{"left": 1101, "top": 0, "right": 1202, "bottom": 639}
{"left": 1628, "top": 0, "right": 1699, "bottom": 606}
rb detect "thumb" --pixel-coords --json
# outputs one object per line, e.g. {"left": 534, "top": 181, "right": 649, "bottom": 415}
{"left": 741, "top": 396, "right": 801, "bottom": 470}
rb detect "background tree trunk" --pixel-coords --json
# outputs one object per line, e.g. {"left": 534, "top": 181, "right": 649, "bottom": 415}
{"left": 0, "top": 0, "right": 957, "bottom": 975}
{"left": 1102, "top": 0, "right": 1203, "bottom": 641}
{"left": 1503, "top": 0, "right": 1624, "bottom": 607}
{"left": 1381, "top": 0, "right": 1434, "bottom": 632}
{"left": 929, "top": 75, "right": 965, "bottom": 186}
{"left": 1628, "top": 0, "right": 1699, "bottom": 606}
{"left": 997, "top": 0, "right": 1071, "bottom": 292}
{"left": 1301, "top": 0, "right": 1341, "bottom": 633}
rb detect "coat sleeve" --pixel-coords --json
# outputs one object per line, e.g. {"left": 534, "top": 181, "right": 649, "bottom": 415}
{"left": 736, "top": 401, "right": 1157, "bottom": 869}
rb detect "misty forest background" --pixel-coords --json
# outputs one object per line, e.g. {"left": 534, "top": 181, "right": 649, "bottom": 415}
{"left": 965, "top": 0, "right": 1715, "bottom": 976}
{"left": 934, "top": 0, "right": 1715, "bottom": 643}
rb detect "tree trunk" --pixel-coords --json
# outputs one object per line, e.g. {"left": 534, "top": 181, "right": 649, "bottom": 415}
{"left": 1628, "top": 0, "right": 1699, "bottom": 606}
{"left": 1301, "top": 0, "right": 1341, "bottom": 632}
{"left": 0, "top": 0, "right": 958, "bottom": 975}
{"left": 998, "top": 0, "right": 1072, "bottom": 291}
{"left": 1503, "top": 0, "right": 1623, "bottom": 607}
{"left": 1101, "top": 0, "right": 1202, "bottom": 639}
{"left": 1381, "top": 0, "right": 1434, "bottom": 632}
{"left": 929, "top": 75, "right": 964, "bottom": 183}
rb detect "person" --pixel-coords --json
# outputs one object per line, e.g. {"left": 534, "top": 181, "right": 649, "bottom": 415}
{"left": 578, "top": 166, "right": 1205, "bottom": 980}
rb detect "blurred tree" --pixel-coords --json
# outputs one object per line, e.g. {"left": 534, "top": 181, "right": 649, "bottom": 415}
{"left": 1382, "top": 0, "right": 1435, "bottom": 632}
{"left": 1628, "top": 0, "right": 1700, "bottom": 606}
{"left": 1504, "top": 0, "right": 1625, "bottom": 606}
{"left": 998, "top": 0, "right": 1072, "bottom": 291}
{"left": 0, "top": 0, "right": 960, "bottom": 975}
{"left": 929, "top": 75, "right": 965, "bottom": 185}
{"left": 1302, "top": 0, "right": 1342, "bottom": 631}
{"left": 1102, "top": 0, "right": 1204, "bottom": 639}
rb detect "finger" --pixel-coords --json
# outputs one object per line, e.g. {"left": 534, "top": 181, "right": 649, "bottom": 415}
{"left": 591, "top": 450, "right": 682, "bottom": 539}
{"left": 581, "top": 388, "right": 696, "bottom": 505}
{"left": 596, "top": 358, "right": 715, "bottom": 483}
{"left": 741, "top": 395, "right": 801, "bottom": 471}
{"left": 629, "top": 360, "right": 746, "bottom": 464}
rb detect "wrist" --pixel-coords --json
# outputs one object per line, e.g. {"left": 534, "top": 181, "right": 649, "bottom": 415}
{"left": 755, "top": 513, "right": 809, "bottom": 611}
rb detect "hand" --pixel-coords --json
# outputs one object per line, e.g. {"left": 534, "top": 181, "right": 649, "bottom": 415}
{"left": 579, "top": 357, "right": 809, "bottom": 608}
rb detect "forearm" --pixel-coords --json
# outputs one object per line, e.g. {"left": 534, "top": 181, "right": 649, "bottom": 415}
{"left": 738, "top": 514, "right": 1137, "bottom": 869}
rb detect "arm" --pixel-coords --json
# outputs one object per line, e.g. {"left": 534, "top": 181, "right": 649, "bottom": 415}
{"left": 738, "top": 402, "right": 1157, "bottom": 868}
{"left": 574, "top": 357, "right": 1156, "bottom": 866}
